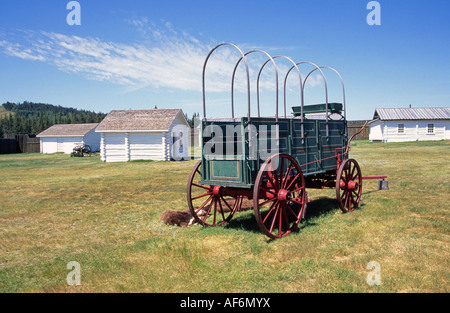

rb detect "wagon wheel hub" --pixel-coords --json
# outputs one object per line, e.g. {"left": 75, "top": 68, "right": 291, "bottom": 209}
{"left": 277, "top": 189, "right": 291, "bottom": 203}
{"left": 340, "top": 180, "right": 359, "bottom": 191}
{"left": 212, "top": 185, "right": 222, "bottom": 196}
{"left": 347, "top": 180, "right": 359, "bottom": 191}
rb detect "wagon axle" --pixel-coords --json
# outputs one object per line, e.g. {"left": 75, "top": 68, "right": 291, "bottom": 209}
{"left": 340, "top": 180, "right": 359, "bottom": 191}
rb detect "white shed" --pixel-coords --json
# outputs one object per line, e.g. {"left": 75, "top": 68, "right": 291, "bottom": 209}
{"left": 95, "top": 109, "right": 191, "bottom": 162}
{"left": 37, "top": 123, "right": 100, "bottom": 154}
{"left": 369, "top": 107, "right": 450, "bottom": 142}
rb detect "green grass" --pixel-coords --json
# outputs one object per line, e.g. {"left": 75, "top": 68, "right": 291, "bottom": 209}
{"left": 0, "top": 141, "right": 449, "bottom": 293}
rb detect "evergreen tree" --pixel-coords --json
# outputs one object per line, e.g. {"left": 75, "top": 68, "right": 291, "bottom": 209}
{"left": 0, "top": 101, "right": 106, "bottom": 137}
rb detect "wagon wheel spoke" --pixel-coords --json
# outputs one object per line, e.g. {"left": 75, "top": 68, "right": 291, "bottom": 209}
{"left": 202, "top": 197, "right": 214, "bottom": 223}
{"left": 262, "top": 200, "right": 278, "bottom": 224}
{"left": 194, "top": 194, "right": 213, "bottom": 214}
{"left": 286, "top": 172, "right": 302, "bottom": 191}
{"left": 266, "top": 165, "right": 280, "bottom": 191}
{"left": 282, "top": 164, "right": 294, "bottom": 189}
{"left": 259, "top": 187, "right": 277, "bottom": 196}
{"left": 191, "top": 183, "right": 210, "bottom": 190}
{"left": 191, "top": 191, "right": 213, "bottom": 200}
{"left": 254, "top": 154, "right": 307, "bottom": 239}
{"left": 350, "top": 163, "right": 356, "bottom": 178}
{"left": 282, "top": 203, "right": 295, "bottom": 224}
{"left": 344, "top": 191, "right": 351, "bottom": 209}
{"left": 212, "top": 198, "right": 218, "bottom": 225}
{"left": 284, "top": 202, "right": 296, "bottom": 218}
{"left": 289, "top": 197, "right": 302, "bottom": 206}
{"left": 218, "top": 197, "right": 226, "bottom": 221}
{"left": 258, "top": 197, "right": 277, "bottom": 208}
{"left": 268, "top": 204, "right": 279, "bottom": 234}
{"left": 350, "top": 197, "right": 357, "bottom": 211}
{"left": 278, "top": 205, "right": 284, "bottom": 237}
{"left": 291, "top": 185, "right": 305, "bottom": 194}
{"left": 219, "top": 194, "right": 233, "bottom": 212}
{"left": 270, "top": 161, "right": 281, "bottom": 190}
{"left": 279, "top": 157, "right": 285, "bottom": 188}
{"left": 187, "top": 161, "right": 239, "bottom": 227}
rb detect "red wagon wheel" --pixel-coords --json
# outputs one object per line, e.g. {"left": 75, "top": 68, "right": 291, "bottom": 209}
{"left": 253, "top": 154, "right": 307, "bottom": 239}
{"left": 336, "top": 158, "right": 362, "bottom": 213}
{"left": 187, "top": 161, "right": 242, "bottom": 227}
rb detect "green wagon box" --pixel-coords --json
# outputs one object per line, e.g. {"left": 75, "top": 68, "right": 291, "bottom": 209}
{"left": 186, "top": 43, "right": 367, "bottom": 239}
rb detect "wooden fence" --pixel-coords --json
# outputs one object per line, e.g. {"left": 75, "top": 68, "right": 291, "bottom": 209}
{"left": 347, "top": 120, "right": 369, "bottom": 141}
{"left": 0, "top": 139, "right": 17, "bottom": 154}
{"left": 0, "top": 134, "right": 40, "bottom": 154}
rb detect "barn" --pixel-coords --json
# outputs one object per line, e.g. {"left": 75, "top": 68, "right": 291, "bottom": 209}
{"left": 95, "top": 109, "right": 190, "bottom": 162}
{"left": 37, "top": 123, "right": 101, "bottom": 154}
{"left": 369, "top": 107, "right": 450, "bottom": 142}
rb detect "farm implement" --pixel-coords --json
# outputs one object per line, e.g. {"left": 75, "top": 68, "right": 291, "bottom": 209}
{"left": 187, "top": 43, "right": 387, "bottom": 239}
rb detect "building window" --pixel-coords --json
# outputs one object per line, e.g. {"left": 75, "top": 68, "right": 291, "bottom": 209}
{"left": 427, "top": 124, "right": 434, "bottom": 134}
{"left": 398, "top": 124, "right": 405, "bottom": 134}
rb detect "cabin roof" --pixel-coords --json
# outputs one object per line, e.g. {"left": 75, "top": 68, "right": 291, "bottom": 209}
{"left": 373, "top": 107, "right": 450, "bottom": 121}
{"left": 96, "top": 109, "right": 187, "bottom": 132}
{"left": 37, "top": 123, "right": 99, "bottom": 137}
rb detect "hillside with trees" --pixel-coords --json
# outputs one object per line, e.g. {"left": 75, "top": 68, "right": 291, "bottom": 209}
{"left": 0, "top": 101, "right": 107, "bottom": 138}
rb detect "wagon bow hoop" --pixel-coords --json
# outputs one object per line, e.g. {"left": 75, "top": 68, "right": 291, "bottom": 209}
{"left": 304, "top": 66, "right": 347, "bottom": 137}
{"left": 304, "top": 66, "right": 346, "bottom": 117}
{"left": 289, "top": 62, "right": 329, "bottom": 137}
{"left": 202, "top": 43, "right": 251, "bottom": 121}
{"left": 231, "top": 49, "right": 280, "bottom": 122}
{"left": 255, "top": 55, "right": 302, "bottom": 120}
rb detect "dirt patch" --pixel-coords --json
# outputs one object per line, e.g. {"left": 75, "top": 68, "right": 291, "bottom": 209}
{"left": 160, "top": 210, "right": 194, "bottom": 227}
{"left": 161, "top": 198, "right": 254, "bottom": 227}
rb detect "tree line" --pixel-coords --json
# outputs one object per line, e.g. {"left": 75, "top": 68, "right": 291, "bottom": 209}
{"left": 0, "top": 101, "right": 107, "bottom": 138}
{"left": 184, "top": 112, "right": 200, "bottom": 128}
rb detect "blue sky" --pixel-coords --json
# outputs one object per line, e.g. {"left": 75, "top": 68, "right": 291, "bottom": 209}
{"left": 0, "top": 0, "right": 449, "bottom": 120}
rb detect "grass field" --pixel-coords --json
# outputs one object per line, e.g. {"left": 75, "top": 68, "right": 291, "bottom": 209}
{"left": 0, "top": 140, "right": 449, "bottom": 293}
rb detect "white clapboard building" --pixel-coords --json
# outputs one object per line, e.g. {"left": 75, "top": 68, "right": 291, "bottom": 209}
{"left": 95, "top": 109, "right": 190, "bottom": 162}
{"left": 37, "top": 123, "right": 100, "bottom": 154}
{"left": 369, "top": 107, "right": 450, "bottom": 142}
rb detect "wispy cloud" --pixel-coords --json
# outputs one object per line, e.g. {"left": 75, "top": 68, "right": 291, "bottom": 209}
{"left": 0, "top": 39, "right": 46, "bottom": 61}
{"left": 0, "top": 21, "right": 321, "bottom": 94}
{"left": 0, "top": 27, "right": 211, "bottom": 90}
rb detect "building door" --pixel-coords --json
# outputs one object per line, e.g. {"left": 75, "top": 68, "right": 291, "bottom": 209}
{"left": 57, "top": 138, "right": 64, "bottom": 153}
